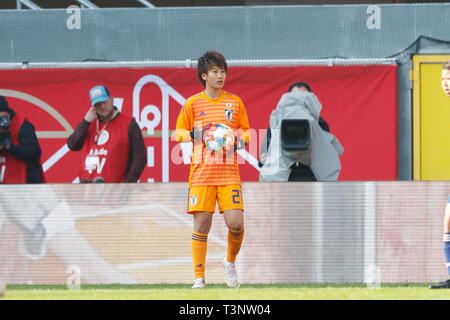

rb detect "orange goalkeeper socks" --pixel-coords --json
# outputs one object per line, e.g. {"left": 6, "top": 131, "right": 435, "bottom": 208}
{"left": 192, "top": 231, "right": 208, "bottom": 279}
{"left": 227, "top": 228, "right": 244, "bottom": 263}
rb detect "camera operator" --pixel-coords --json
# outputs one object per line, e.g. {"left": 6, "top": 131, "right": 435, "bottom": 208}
{"left": 0, "top": 96, "right": 44, "bottom": 184}
{"left": 0, "top": 95, "right": 46, "bottom": 264}
{"left": 259, "top": 82, "right": 343, "bottom": 182}
{"left": 259, "top": 82, "right": 330, "bottom": 181}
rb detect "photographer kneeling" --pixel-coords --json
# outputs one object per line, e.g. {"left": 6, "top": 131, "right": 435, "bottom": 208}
{"left": 0, "top": 96, "right": 44, "bottom": 184}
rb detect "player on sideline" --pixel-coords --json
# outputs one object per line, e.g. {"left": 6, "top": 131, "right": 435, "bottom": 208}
{"left": 430, "top": 195, "right": 450, "bottom": 289}
{"left": 430, "top": 61, "right": 450, "bottom": 289}
{"left": 174, "top": 51, "right": 250, "bottom": 289}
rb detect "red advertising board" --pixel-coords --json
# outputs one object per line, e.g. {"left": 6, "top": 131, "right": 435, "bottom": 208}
{"left": 0, "top": 65, "right": 397, "bottom": 182}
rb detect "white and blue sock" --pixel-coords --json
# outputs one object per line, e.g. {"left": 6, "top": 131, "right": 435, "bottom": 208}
{"left": 444, "top": 233, "right": 450, "bottom": 276}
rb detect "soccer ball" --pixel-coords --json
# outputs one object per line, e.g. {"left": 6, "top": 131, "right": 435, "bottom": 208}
{"left": 204, "top": 124, "right": 235, "bottom": 152}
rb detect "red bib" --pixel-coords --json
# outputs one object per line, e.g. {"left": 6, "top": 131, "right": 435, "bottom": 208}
{"left": 0, "top": 115, "right": 27, "bottom": 184}
{"left": 79, "top": 113, "right": 132, "bottom": 183}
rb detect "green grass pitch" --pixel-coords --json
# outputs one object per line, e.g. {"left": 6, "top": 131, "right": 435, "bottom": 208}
{"left": 1, "top": 283, "right": 449, "bottom": 300}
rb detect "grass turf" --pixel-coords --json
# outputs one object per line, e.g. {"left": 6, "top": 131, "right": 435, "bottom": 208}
{"left": 1, "top": 283, "right": 450, "bottom": 300}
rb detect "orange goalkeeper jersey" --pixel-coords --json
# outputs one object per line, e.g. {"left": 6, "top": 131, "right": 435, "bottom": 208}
{"left": 175, "top": 90, "right": 250, "bottom": 187}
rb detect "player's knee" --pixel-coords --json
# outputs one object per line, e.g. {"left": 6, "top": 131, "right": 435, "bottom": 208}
{"left": 195, "top": 224, "right": 210, "bottom": 234}
{"left": 444, "top": 213, "right": 450, "bottom": 231}
{"left": 445, "top": 206, "right": 450, "bottom": 219}
{"left": 227, "top": 222, "right": 243, "bottom": 232}
{"left": 194, "top": 219, "right": 212, "bottom": 234}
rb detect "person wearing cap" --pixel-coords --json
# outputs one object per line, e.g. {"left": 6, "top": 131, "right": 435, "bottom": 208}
{"left": 0, "top": 95, "right": 44, "bottom": 184}
{"left": 67, "top": 85, "right": 146, "bottom": 183}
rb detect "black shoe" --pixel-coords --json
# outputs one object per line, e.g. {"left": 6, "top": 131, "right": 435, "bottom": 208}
{"left": 429, "top": 279, "right": 450, "bottom": 289}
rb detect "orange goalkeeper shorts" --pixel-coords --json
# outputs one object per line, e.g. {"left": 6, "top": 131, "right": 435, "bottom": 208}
{"left": 187, "top": 184, "right": 244, "bottom": 214}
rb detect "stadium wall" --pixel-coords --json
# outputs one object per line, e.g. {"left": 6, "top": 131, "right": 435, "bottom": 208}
{"left": 0, "top": 181, "right": 447, "bottom": 285}
{"left": 2, "top": 4, "right": 450, "bottom": 179}
{"left": 0, "top": 65, "right": 398, "bottom": 182}
{"left": 1, "top": 4, "right": 450, "bottom": 62}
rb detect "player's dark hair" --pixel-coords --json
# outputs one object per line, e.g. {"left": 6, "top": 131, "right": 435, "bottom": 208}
{"left": 197, "top": 51, "right": 228, "bottom": 87}
{"left": 288, "top": 82, "right": 312, "bottom": 92}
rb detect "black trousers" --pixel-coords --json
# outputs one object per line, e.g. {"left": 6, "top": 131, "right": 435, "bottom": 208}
{"left": 288, "top": 162, "right": 317, "bottom": 182}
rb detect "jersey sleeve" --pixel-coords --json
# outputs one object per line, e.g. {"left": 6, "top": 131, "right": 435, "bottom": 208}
{"left": 174, "top": 100, "right": 193, "bottom": 143}
{"left": 237, "top": 97, "right": 251, "bottom": 144}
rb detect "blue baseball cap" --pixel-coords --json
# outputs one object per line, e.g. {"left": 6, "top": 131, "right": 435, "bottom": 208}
{"left": 89, "top": 85, "right": 111, "bottom": 106}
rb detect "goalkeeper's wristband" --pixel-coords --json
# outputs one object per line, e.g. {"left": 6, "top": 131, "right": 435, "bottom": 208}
{"left": 191, "top": 123, "right": 213, "bottom": 142}
{"left": 190, "top": 128, "right": 202, "bottom": 141}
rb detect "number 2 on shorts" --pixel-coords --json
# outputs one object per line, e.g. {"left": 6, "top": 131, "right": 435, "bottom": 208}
{"left": 232, "top": 189, "right": 241, "bottom": 204}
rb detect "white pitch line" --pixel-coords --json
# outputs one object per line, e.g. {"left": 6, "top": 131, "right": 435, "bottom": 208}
{"left": 115, "top": 253, "right": 224, "bottom": 271}
{"left": 237, "top": 149, "right": 261, "bottom": 172}
{"left": 70, "top": 203, "right": 227, "bottom": 246}
{"left": 72, "top": 204, "right": 163, "bottom": 219}
{"left": 42, "top": 144, "right": 70, "bottom": 172}
{"left": 158, "top": 204, "right": 227, "bottom": 247}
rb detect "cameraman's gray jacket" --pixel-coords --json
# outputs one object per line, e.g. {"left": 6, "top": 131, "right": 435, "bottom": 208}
{"left": 259, "top": 91, "right": 344, "bottom": 182}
